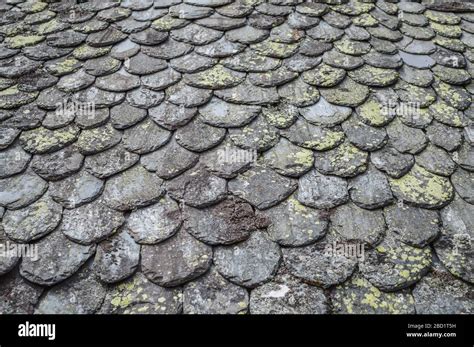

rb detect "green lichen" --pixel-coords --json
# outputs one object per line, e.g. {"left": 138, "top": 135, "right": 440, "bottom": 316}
{"left": 433, "top": 79, "right": 471, "bottom": 110}
{"left": 432, "top": 65, "right": 471, "bottom": 85}
{"left": 332, "top": 275, "right": 415, "bottom": 314}
{"left": 0, "top": 86, "right": 38, "bottom": 109}
{"left": 291, "top": 149, "right": 314, "bottom": 167}
{"left": 335, "top": 38, "right": 370, "bottom": 55}
{"left": 321, "top": 79, "right": 369, "bottom": 107}
{"left": 0, "top": 78, "right": 15, "bottom": 91}
{"left": 0, "top": 85, "right": 21, "bottom": 97}
{"left": 371, "top": 237, "right": 433, "bottom": 289}
{"left": 316, "top": 141, "right": 368, "bottom": 177}
{"left": 187, "top": 65, "right": 244, "bottom": 89}
{"left": 25, "top": 1, "right": 48, "bottom": 13}
{"left": 349, "top": 66, "right": 399, "bottom": 87}
{"left": 433, "top": 36, "right": 465, "bottom": 52}
{"left": 77, "top": 124, "right": 118, "bottom": 151}
{"left": 47, "top": 57, "right": 81, "bottom": 76}
{"left": 425, "top": 10, "right": 460, "bottom": 25}
{"left": 333, "top": 1, "right": 374, "bottom": 15}
{"left": 304, "top": 129, "right": 345, "bottom": 151}
{"left": 24, "top": 9, "right": 55, "bottom": 24}
{"left": 396, "top": 82, "right": 437, "bottom": 108}
{"left": 36, "top": 19, "right": 65, "bottom": 35}
{"left": 262, "top": 105, "right": 297, "bottom": 128}
{"left": 280, "top": 81, "right": 320, "bottom": 106}
{"left": 4, "top": 34, "right": 45, "bottom": 49}
{"left": 241, "top": 0, "right": 264, "bottom": 5}
{"left": 0, "top": 22, "right": 26, "bottom": 37}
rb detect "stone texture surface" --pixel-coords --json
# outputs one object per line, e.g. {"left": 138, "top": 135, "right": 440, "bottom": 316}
{"left": 141, "top": 230, "right": 212, "bottom": 287}
{"left": 214, "top": 232, "right": 281, "bottom": 288}
{"left": 264, "top": 195, "right": 328, "bottom": 247}
{"left": 60, "top": 198, "right": 125, "bottom": 245}
{"left": 332, "top": 274, "right": 416, "bottom": 314}
{"left": 183, "top": 267, "right": 249, "bottom": 314}
{"left": 250, "top": 273, "right": 329, "bottom": 314}
{"left": 282, "top": 234, "right": 358, "bottom": 288}
{"left": 0, "top": 0, "right": 472, "bottom": 316}
{"left": 94, "top": 231, "right": 140, "bottom": 284}
{"left": 125, "top": 195, "right": 182, "bottom": 245}
{"left": 35, "top": 261, "right": 106, "bottom": 314}
{"left": 183, "top": 196, "right": 267, "bottom": 246}
{"left": 20, "top": 231, "right": 95, "bottom": 286}
{"left": 2, "top": 194, "right": 62, "bottom": 243}
{"left": 99, "top": 272, "right": 182, "bottom": 314}
{"left": 360, "top": 233, "right": 433, "bottom": 291}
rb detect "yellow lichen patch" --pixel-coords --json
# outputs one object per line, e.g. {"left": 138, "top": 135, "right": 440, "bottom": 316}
{"left": 395, "top": 81, "right": 437, "bottom": 108}
{"left": 334, "top": 38, "right": 370, "bottom": 56}
{"left": 430, "top": 22, "right": 462, "bottom": 38}
{"left": 0, "top": 22, "right": 26, "bottom": 37}
{"left": 0, "top": 85, "right": 38, "bottom": 109}
{"left": 251, "top": 41, "right": 299, "bottom": 58}
{"left": 333, "top": 1, "right": 374, "bottom": 15}
{"left": 302, "top": 64, "right": 346, "bottom": 87}
{"left": 73, "top": 44, "right": 111, "bottom": 60}
{"left": 111, "top": 293, "right": 133, "bottom": 308}
{"left": 0, "top": 77, "right": 15, "bottom": 91}
{"left": 241, "top": 0, "right": 264, "bottom": 5}
{"left": 429, "top": 101, "right": 467, "bottom": 128}
{"left": 349, "top": 65, "right": 399, "bottom": 87}
{"left": 262, "top": 105, "right": 297, "bottom": 128}
{"left": 46, "top": 57, "right": 81, "bottom": 76}
{"left": 0, "top": 85, "right": 22, "bottom": 97}
{"left": 314, "top": 141, "right": 368, "bottom": 177}
{"left": 389, "top": 165, "right": 454, "bottom": 208}
{"left": 185, "top": 64, "right": 244, "bottom": 90}
{"left": 353, "top": 13, "right": 379, "bottom": 27}
{"left": 432, "top": 79, "right": 471, "bottom": 110}
{"left": 19, "top": 125, "right": 80, "bottom": 154}
{"left": 152, "top": 15, "right": 187, "bottom": 31}
{"left": 4, "top": 35, "right": 44, "bottom": 49}
{"left": 36, "top": 19, "right": 66, "bottom": 35}
{"left": 425, "top": 10, "right": 460, "bottom": 25}
{"left": 279, "top": 79, "right": 320, "bottom": 107}
{"left": 24, "top": 9, "right": 56, "bottom": 24}
{"left": 104, "top": 273, "right": 182, "bottom": 314}
{"left": 436, "top": 247, "right": 472, "bottom": 281}
{"left": 356, "top": 98, "right": 390, "bottom": 126}
{"left": 332, "top": 275, "right": 415, "bottom": 314}
{"left": 433, "top": 36, "right": 465, "bottom": 52}
{"left": 286, "top": 196, "right": 312, "bottom": 217}
{"left": 399, "top": 270, "right": 411, "bottom": 278}
{"left": 23, "top": 1, "right": 48, "bottom": 13}
{"left": 303, "top": 129, "right": 345, "bottom": 151}
{"left": 363, "top": 235, "right": 433, "bottom": 291}
{"left": 320, "top": 78, "right": 369, "bottom": 107}
{"left": 292, "top": 149, "right": 314, "bottom": 167}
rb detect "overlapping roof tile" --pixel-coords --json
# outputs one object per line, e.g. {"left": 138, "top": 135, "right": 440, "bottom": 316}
{"left": 0, "top": 0, "right": 472, "bottom": 315}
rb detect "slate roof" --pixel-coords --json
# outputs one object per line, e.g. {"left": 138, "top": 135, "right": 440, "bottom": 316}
{"left": 0, "top": 0, "right": 473, "bottom": 315}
